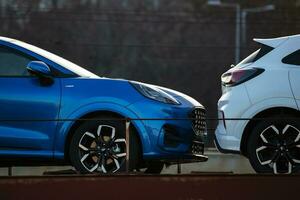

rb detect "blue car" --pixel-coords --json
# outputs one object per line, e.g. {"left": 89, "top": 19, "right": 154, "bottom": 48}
{"left": 0, "top": 36, "right": 207, "bottom": 173}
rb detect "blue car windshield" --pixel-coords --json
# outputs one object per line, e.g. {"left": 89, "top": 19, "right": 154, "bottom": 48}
{"left": 11, "top": 39, "right": 99, "bottom": 78}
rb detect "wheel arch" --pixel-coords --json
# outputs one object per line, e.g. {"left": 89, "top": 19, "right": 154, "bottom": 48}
{"left": 62, "top": 110, "right": 145, "bottom": 162}
{"left": 240, "top": 106, "right": 300, "bottom": 157}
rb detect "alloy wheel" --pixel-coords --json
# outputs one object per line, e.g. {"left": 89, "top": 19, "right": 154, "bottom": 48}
{"left": 78, "top": 125, "right": 126, "bottom": 173}
{"left": 255, "top": 124, "right": 300, "bottom": 174}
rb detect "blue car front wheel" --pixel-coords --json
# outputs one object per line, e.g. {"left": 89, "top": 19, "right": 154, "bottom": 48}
{"left": 69, "top": 116, "right": 140, "bottom": 174}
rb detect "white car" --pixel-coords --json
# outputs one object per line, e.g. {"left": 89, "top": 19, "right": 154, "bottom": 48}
{"left": 215, "top": 34, "right": 300, "bottom": 174}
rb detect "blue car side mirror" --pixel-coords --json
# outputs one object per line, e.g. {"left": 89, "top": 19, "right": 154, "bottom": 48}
{"left": 27, "top": 61, "right": 54, "bottom": 85}
{"left": 27, "top": 61, "right": 52, "bottom": 77}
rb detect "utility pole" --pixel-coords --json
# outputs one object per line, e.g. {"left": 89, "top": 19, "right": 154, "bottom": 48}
{"left": 207, "top": 0, "right": 241, "bottom": 64}
{"left": 241, "top": 5, "right": 275, "bottom": 44}
{"left": 207, "top": 0, "right": 275, "bottom": 64}
{"left": 235, "top": 4, "right": 241, "bottom": 65}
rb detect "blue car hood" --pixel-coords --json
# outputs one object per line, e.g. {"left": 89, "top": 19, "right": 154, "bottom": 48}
{"left": 127, "top": 80, "right": 203, "bottom": 108}
{"left": 92, "top": 77, "right": 203, "bottom": 107}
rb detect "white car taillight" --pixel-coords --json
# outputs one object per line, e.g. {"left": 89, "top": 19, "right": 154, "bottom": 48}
{"left": 221, "top": 68, "right": 264, "bottom": 87}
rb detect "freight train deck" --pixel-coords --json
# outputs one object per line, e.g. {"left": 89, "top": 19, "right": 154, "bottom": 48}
{"left": 0, "top": 174, "right": 299, "bottom": 200}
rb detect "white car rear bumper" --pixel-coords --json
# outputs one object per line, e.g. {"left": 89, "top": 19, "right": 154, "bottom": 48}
{"left": 214, "top": 84, "right": 251, "bottom": 153}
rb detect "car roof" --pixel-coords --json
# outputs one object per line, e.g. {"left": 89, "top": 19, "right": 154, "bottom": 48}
{"left": 0, "top": 36, "right": 98, "bottom": 78}
{"left": 0, "top": 36, "right": 17, "bottom": 43}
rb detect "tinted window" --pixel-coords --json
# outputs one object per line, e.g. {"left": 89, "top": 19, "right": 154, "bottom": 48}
{"left": 0, "top": 46, "right": 35, "bottom": 76}
{"left": 282, "top": 49, "right": 300, "bottom": 65}
{"left": 11, "top": 39, "right": 96, "bottom": 78}
{"left": 237, "top": 44, "right": 274, "bottom": 66}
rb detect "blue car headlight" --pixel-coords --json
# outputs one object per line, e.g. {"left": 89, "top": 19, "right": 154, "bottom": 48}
{"left": 130, "top": 81, "right": 180, "bottom": 105}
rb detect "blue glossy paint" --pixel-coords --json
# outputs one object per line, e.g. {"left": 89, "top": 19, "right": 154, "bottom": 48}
{"left": 0, "top": 37, "right": 204, "bottom": 163}
{"left": 0, "top": 77, "right": 60, "bottom": 155}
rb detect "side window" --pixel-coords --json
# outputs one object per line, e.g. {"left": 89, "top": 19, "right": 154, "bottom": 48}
{"left": 282, "top": 49, "right": 300, "bottom": 65}
{"left": 237, "top": 44, "right": 274, "bottom": 66}
{"left": 0, "top": 46, "right": 35, "bottom": 76}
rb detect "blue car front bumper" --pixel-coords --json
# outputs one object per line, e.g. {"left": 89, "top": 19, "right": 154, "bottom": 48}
{"left": 127, "top": 99, "right": 208, "bottom": 163}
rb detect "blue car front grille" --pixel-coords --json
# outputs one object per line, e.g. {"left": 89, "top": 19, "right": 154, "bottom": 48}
{"left": 191, "top": 107, "right": 206, "bottom": 137}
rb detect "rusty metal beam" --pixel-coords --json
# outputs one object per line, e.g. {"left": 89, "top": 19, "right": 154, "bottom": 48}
{"left": 125, "top": 120, "right": 130, "bottom": 173}
{"left": 0, "top": 174, "right": 299, "bottom": 200}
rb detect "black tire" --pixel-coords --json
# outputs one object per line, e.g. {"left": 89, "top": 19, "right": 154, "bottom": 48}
{"left": 247, "top": 114, "right": 300, "bottom": 174}
{"left": 69, "top": 116, "right": 140, "bottom": 174}
{"left": 144, "top": 161, "right": 164, "bottom": 174}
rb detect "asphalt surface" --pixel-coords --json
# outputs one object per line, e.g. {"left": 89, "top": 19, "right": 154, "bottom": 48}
{"left": 0, "top": 150, "right": 255, "bottom": 176}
